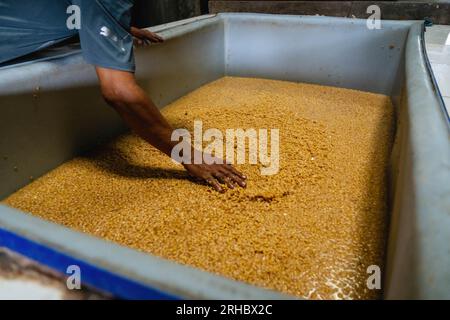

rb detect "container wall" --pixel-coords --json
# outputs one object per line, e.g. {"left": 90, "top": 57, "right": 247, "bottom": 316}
{"left": 0, "top": 15, "right": 225, "bottom": 200}
{"left": 384, "top": 23, "right": 450, "bottom": 299}
{"left": 223, "top": 14, "right": 410, "bottom": 99}
{"left": 135, "top": 15, "right": 225, "bottom": 108}
{"left": 0, "top": 14, "right": 448, "bottom": 299}
{"left": 0, "top": 56, "right": 124, "bottom": 200}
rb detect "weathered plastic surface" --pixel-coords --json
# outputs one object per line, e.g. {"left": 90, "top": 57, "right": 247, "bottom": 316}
{"left": 0, "top": 13, "right": 449, "bottom": 299}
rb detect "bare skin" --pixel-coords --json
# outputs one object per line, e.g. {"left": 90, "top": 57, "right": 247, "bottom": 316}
{"left": 130, "top": 27, "right": 164, "bottom": 46}
{"left": 95, "top": 28, "right": 247, "bottom": 193}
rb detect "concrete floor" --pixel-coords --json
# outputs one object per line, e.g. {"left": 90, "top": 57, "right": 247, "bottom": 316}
{"left": 425, "top": 25, "right": 450, "bottom": 114}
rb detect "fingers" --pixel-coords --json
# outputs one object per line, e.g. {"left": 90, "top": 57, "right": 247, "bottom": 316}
{"left": 205, "top": 166, "right": 247, "bottom": 193}
{"left": 225, "top": 163, "right": 247, "bottom": 180}
{"left": 227, "top": 172, "right": 247, "bottom": 188}
{"left": 133, "top": 38, "right": 144, "bottom": 47}
{"left": 131, "top": 28, "right": 164, "bottom": 47}
{"left": 214, "top": 172, "right": 235, "bottom": 190}
{"left": 141, "top": 30, "right": 164, "bottom": 43}
{"left": 184, "top": 162, "right": 247, "bottom": 193}
{"left": 205, "top": 176, "right": 225, "bottom": 193}
{"left": 212, "top": 165, "right": 247, "bottom": 190}
{"left": 152, "top": 33, "right": 165, "bottom": 43}
{"left": 221, "top": 166, "right": 247, "bottom": 188}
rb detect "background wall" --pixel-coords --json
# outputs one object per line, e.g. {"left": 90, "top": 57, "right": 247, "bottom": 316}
{"left": 132, "top": 0, "right": 209, "bottom": 27}
{"left": 209, "top": 1, "right": 450, "bottom": 25}
{"left": 131, "top": 1, "right": 450, "bottom": 27}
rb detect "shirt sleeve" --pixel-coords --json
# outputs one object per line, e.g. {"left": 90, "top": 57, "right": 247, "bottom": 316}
{"left": 74, "top": 0, "right": 136, "bottom": 72}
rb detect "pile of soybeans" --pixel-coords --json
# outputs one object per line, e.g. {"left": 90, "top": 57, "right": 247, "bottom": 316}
{"left": 3, "top": 77, "right": 395, "bottom": 299}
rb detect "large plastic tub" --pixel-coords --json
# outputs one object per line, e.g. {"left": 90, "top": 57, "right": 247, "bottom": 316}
{"left": 0, "top": 13, "right": 449, "bottom": 299}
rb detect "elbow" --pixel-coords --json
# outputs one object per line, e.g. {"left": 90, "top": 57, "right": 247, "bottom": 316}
{"left": 97, "top": 67, "right": 143, "bottom": 108}
{"left": 100, "top": 84, "right": 145, "bottom": 110}
{"left": 101, "top": 86, "right": 126, "bottom": 107}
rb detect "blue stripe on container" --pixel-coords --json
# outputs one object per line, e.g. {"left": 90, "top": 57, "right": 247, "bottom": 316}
{"left": 0, "top": 227, "right": 180, "bottom": 300}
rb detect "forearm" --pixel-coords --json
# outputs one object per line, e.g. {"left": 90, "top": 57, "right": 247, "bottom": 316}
{"left": 96, "top": 67, "right": 178, "bottom": 157}
{"left": 95, "top": 66, "right": 246, "bottom": 192}
{"left": 109, "top": 89, "right": 177, "bottom": 157}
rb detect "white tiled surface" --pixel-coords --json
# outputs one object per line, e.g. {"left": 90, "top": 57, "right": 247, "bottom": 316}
{"left": 425, "top": 25, "right": 450, "bottom": 45}
{"left": 431, "top": 63, "right": 450, "bottom": 97}
{"left": 0, "top": 278, "right": 63, "bottom": 300}
{"left": 444, "top": 97, "right": 450, "bottom": 110}
{"left": 425, "top": 25, "right": 450, "bottom": 115}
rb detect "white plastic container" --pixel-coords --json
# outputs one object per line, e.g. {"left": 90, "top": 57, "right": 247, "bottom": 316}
{"left": 0, "top": 14, "right": 449, "bottom": 299}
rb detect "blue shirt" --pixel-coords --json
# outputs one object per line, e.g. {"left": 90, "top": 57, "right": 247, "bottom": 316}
{"left": 0, "top": 0, "right": 136, "bottom": 71}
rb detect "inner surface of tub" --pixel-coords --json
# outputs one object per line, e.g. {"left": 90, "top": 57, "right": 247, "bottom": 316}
{"left": 3, "top": 76, "right": 395, "bottom": 299}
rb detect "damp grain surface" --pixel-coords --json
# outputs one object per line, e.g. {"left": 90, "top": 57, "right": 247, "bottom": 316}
{"left": 3, "top": 77, "right": 394, "bottom": 299}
